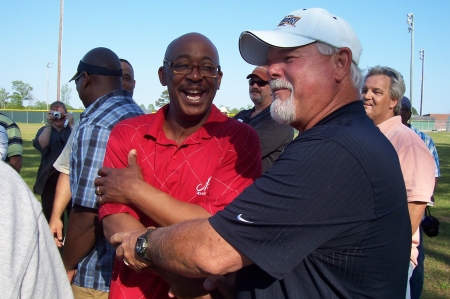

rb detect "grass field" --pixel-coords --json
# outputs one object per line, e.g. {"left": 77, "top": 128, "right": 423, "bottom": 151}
{"left": 16, "top": 123, "right": 449, "bottom": 298}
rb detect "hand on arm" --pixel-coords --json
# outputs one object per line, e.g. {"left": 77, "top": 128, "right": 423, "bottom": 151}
{"left": 65, "top": 112, "right": 75, "bottom": 128}
{"left": 48, "top": 172, "right": 72, "bottom": 247}
{"left": 95, "top": 150, "right": 211, "bottom": 226}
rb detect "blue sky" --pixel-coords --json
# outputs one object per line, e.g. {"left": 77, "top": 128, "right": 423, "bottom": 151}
{"left": 1, "top": 0, "right": 449, "bottom": 114}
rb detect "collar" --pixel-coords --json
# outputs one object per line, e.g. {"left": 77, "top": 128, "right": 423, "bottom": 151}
{"left": 80, "top": 89, "right": 131, "bottom": 119}
{"left": 144, "top": 104, "right": 230, "bottom": 143}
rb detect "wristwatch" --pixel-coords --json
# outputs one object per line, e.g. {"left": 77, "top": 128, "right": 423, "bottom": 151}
{"left": 135, "top": 227, "right": 156, "bottom": 262}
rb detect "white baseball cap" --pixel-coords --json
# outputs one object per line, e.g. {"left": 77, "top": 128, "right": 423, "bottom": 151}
{"left": 239, "top": 8, "right": 362, "bottom": 66}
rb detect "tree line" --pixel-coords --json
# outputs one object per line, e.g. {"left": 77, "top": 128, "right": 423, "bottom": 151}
{"left": 0, "top": 80, "right": 75, "bottom": 110}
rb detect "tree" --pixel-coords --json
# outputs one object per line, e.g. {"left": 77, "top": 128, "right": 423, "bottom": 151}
{"left": 412, "top": 107, "right": 418, "bottom": 115}
{"left": 155, "top": 90, "right": 170, "bottom": 107}
{"left": 148, "top": 104, "right": 156, "bottom": 113}
{"left": 10, "top": 80, "right": 33, "bottom": 109}
{"left": 230, "top": 108, "right": 241, "bottom": 115}
{"left": 31, "top": 100, "right": 48, "bottom": 110}
{"left": 60, "top": 83, "right": 72, "bottom": 105}
{"left": 0, "top": 88, "right": 9, "bottom": 108}
{"left": 140, "top": 104, "right": 146, "bottom": 111}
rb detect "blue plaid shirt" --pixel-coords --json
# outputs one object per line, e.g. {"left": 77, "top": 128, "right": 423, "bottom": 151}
{"left": 69, "top": 90, "right": 144, "bottom": 291}
{"left": 410, "top": 125, "right": 440, "bottom": 177}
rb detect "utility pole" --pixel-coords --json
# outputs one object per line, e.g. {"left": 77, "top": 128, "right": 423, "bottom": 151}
{"left": 46, "top": 62, "right": 53, "bottom": 110}
{"left": 407, "top": 13, "right": 414, "bottom": 110}
{"left": 57, "top": 0, "right": 64, "bottom": 101}
{"left": 419, "top": 49, "right": 425, "bottom": 116}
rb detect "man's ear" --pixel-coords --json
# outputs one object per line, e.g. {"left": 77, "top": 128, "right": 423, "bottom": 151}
{"left": 333, "top": 48, "right": 352, "bottom": 82}
{"left": 216, "top": 71, "right": 223, "bottom": 90}
{"left": 82, "top": 72, "right": 90, "bottom": 89}
{"left": 158, "top": 66, "right": 167, "bottom": 86}
{"left": 390, "top": 98, "right": 399, "bottom": 109}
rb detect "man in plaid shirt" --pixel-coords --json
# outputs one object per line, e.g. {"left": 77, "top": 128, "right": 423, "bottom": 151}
{"left": 62, "top": 47, "right": 144, "bottom": 299}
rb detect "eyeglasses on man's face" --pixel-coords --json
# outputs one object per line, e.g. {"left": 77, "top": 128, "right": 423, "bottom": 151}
{"left": 73, "top": 72, "right": 86, "bottom": 83}
{"left": 248, "top": 79, "right": 269, "bottom": 87}
{"left": 163, "top": 59, "right": 220, "bottom": 78}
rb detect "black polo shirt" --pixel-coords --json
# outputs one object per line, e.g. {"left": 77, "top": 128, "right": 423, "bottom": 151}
{"left": 234, "top": 106, "right": 293, "bottom": 173}
{"left": 210, "top": 101, "right": 411, "bottom": 298}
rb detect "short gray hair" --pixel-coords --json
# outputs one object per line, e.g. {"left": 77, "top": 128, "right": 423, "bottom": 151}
{"left": 316, "top": 42, "right": 363, "bottom": 90}
{"left": 363, "top": 66, "right": 405, "bottom": 115}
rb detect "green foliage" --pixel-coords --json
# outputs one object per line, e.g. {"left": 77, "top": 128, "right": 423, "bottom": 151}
{"left": 139, "top": 104, "right": 146, "bottom": 111}
{"left": 412, "top": 107, "right": 418, "bottom": 115}
{"left": 60, "top": 83, "right": 72, "bottom": 105}
{"left": 31, "top": 100, "right": 48, "bottom": 110}
{"left": 230, "top": 108, "right": 241, "bottom": 114}
{"left": 155, "top": 90, "right": 170, "bottom": 108}
{"left": 148, "top": 104, "right": 156, "bottom": 112}
{"left": 0, "top": 88, "right": 9, "bottom": 108}
{"left": 9, "top": 80, "right": 33, "bottom": 109}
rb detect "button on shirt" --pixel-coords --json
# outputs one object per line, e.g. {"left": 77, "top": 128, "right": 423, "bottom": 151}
{"left": 69, "top": 90, "right": 144, "bottom": 291}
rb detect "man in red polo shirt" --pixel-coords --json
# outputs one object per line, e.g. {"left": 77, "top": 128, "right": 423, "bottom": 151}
{"left": 95, "top": 32, "right": 261, "bottom": 299}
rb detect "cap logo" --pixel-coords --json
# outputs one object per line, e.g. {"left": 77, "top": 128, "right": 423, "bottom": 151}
{"left": 278, "top": 15, "right": 301, "bottom": 27}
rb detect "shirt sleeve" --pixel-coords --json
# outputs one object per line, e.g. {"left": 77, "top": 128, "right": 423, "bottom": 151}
{"left": 197, "top": 124, "right": 262, "bottom": 215}
{"left": 98, "top": 123, "right": 141, "bottom": 220}
{"left": 72, "top": 124, "right": 111, "bottom": 209}
{"left": 32, "top": 126, "right": 48, "bottom": 155}
{"left": 0, "top": 127, "right": 8, "bottom": 161}
{"left": 397, "top": 141, "right": 435, "bottom": 203}
{"left": 53, "top": 122, "right": 78, "bottom": 175}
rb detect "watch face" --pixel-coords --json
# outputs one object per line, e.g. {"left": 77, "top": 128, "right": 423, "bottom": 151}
{"left": 135, "top": 235, "right": 147, "bottom": 256}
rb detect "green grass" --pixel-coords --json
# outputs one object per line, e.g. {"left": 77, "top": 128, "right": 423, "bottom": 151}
{"left": 421, "top": 132, "right": 450, "bottom": 299}
{"left": 16, "top": 123, "right": 450, "bottom": 296}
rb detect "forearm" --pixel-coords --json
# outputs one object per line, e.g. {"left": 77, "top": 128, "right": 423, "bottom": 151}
{"left": 147, "top": 218, "right": 250, "bottom": 278}
{"left": 103, "top": 213, "right": 145, "bottom": 241}
{"left": 62, "top": 205, "right": 99, "bottom": 270}
{"left": 37, "top": 125, "right": 52, "bottom": 149}
{"left": 408, "top": 202, "right": 427, "bottom": 234}
{"left": 8, "top": 155, "right": 22, "bottom": 173}
{"left": 129, "top": 182, "right": 211, "bottom": 226}
{"left": 50, "top": 173, "right": 72, "bottom": 219}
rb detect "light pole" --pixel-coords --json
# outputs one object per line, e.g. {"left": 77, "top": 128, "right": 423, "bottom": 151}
{"left": 419, "top": 49, "right": 424, "bottom": 116}
{"left": 46, "top": 62, "right": 53, "bottom": 110}
{"left": 57, "top": 0, "right": 64, "bottom": 101}
{"left": 407, "top": 13, "right": 414, "bottom": 110}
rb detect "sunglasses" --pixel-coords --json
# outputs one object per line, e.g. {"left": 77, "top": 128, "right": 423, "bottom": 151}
{"left": 249, "top": 79, "right": 269, "bottom": 87}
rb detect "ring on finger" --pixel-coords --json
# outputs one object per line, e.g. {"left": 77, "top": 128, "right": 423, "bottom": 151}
{"left": 99, "top": 196, "right": 103, "bottom": 203}
{"left": 124, "top": 259, "right": 130, "bottom": 266}
{"left": 95, "top": 186, "right": 102, "bottom": 196}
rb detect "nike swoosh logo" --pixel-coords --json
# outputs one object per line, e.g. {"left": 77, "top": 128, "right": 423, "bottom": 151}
{"left": 237, "top": 214, "right": 253, "bottom": 223}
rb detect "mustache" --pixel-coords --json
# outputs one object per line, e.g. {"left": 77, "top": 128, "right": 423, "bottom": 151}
{"left": 270, "top": 79, "right": 293, "bottom": 91}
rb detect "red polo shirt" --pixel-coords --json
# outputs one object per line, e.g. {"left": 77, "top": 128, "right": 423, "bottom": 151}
{"left": 99, "top": 104, "right": 261, "bottom": 299}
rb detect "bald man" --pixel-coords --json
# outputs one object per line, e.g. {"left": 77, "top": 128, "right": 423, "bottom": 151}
{"left": 94, "top": 33, "right": 261, "bottom": 299}
{"left": 62, "top": 48, "right": 144, "bottom": 299}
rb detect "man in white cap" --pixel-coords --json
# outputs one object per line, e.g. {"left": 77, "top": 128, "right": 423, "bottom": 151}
{"left": 234, "top": 66, "right": 293, "bottom": 173}
{"left": 109, "top": 8, "right": 411, "bottom": 298}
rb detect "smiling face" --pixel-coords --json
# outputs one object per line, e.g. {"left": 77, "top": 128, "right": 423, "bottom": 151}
{"left": 361, "top": 74, "right": 398, "bottom": 126}
{"left": 159, "top": 33, "right": 222, "bottom": 124}
{"left": 266, "top": 43, "right": 336, "bottom": 130}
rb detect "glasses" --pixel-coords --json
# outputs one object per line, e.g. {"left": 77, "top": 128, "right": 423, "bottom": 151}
{"left": 249, "top": 79, "right": 269, "bottom": 87}
{"left": 163, "top": 59, "right": 221, "bottom": 78}
{"left": 73, "top": 72, "right": 85, "bottom": 83}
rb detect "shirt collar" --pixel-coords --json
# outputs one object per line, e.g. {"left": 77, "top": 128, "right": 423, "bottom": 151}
{"left": 144, "top": 104, "right": 229, "bottom": 143}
